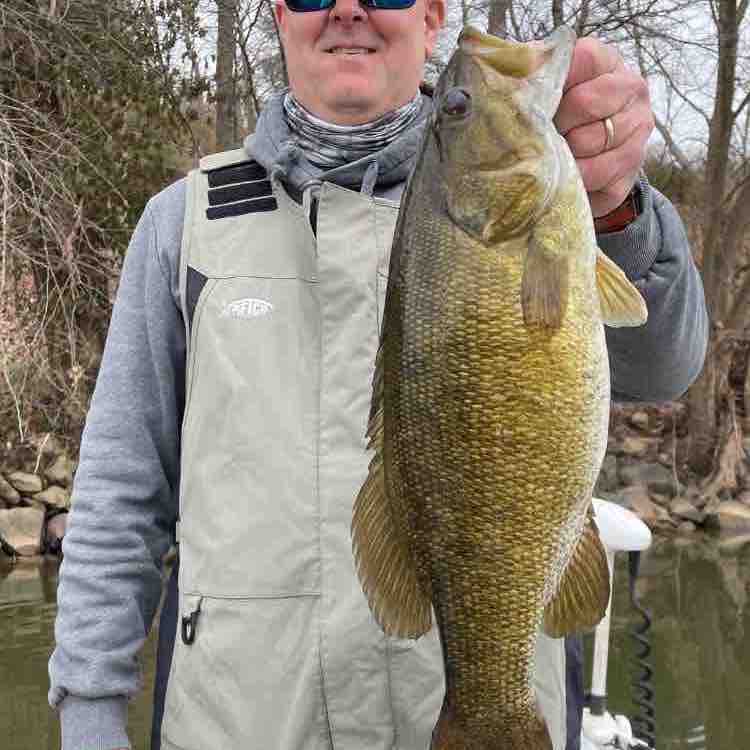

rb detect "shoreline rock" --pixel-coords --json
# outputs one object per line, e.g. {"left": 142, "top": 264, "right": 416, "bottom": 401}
{"left": 3, "top": 407, "right": 750, "bottom": 562}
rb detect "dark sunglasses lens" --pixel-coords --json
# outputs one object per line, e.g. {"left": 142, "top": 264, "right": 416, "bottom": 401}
{"left": 284, "top": 0, "right": 335, "bottom": 10}
{"left": 284, "top": 0, "right": 417, "bottom": 9}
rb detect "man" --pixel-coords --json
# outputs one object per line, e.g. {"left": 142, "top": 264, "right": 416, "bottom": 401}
{"left": 48, "top": 1, "right": 707, "bottom": 749}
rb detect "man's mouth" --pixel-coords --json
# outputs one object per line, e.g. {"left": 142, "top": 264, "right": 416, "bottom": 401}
{"left": 326, "top": 47, "right": 376, "bottom": 55}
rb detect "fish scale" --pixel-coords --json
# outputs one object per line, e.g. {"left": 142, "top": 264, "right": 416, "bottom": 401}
{"left": 352, "top": 24, "right": 647, "bottom": 750}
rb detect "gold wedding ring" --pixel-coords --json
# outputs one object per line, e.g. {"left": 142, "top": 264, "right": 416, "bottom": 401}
{"left": 603, "top": 116, "right": 615, "bottom": 151}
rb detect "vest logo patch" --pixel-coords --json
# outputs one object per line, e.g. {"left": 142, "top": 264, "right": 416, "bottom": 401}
{"left": 220, "top": 297, "right": 273, "bottom": 319}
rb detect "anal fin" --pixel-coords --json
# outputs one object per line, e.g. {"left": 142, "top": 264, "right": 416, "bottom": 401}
{"left": 543, "top": 506, "right": 610, "bottom": 638}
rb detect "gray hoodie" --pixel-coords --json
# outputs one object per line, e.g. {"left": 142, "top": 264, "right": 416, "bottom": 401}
{"left": 48, "top": 92, "right": 708, "bottom": 750}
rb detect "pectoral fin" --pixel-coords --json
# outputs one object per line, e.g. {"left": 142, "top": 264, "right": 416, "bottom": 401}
{"left": 351, "top": 347, "right": 432, "bottom": 639}
{"left": 596, "top": 249, "right": 648, "bottom": 327}
{"left": 521, "top": 235, "right": 569, "bottom": 329}
{"left": 543, "top": 506, "right": 610, "bottom": 638}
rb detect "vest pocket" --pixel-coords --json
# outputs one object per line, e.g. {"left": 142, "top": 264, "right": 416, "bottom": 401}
{"left": 162, "top": 593, "right": 330, "bottom": 750}
{"left": 179, "top": 275, "right": 320, "bottom": 597}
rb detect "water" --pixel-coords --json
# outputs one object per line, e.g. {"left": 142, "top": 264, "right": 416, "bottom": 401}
{"left": 1, "top": 537, "right": 750, "bottom": 749}
{"left": 601, "top": 534, "right": 750, "bottom": 750}
{"left": 0, "top": 558, "right": 160, "bottom": 750}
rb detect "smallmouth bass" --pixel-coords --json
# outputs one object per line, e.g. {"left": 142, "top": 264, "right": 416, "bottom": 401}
{"left": 352, "top": 25, "right": 647, "bottom": 750}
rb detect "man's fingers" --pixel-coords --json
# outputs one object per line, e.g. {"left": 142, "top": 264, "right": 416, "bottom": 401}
{"left": 563, "top": 104, "right": 642, "bottom": 159}
{"left": 576, "top": 123, "right": 650, "bottom": 216}
{"left": 563, "top": 37, "right": 621, "bottom": 92}
{"left": 555, "top": 66, "right": 645, "bottom": 135}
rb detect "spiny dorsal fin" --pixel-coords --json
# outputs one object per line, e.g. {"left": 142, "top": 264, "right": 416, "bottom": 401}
{"left": 352, "top": 346, "right": 432, "bottom": 639}
{"left": 595, "top": 249, "right": 648, "bottom": 328}
{"left": 543, "top": 505, "right": 610, "bottom": 638}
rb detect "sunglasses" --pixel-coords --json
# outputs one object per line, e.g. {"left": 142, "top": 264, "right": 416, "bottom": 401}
{"left": 284, "top": 0, "right": 416, "bottom": 11}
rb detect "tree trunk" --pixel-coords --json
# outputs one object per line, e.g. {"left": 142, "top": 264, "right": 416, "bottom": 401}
{"left": 215, "top": 0, "right": 237, "bottom": 151}
{"left": 551, "top": 0, "right": 564, "bottom": 27}
{"left": 687, "top": 338, "right": 718, "bottom": 478}
{"left": 488, "top": 0, "right": 512, "bottom": 37}
{"left": 686, "top": 1, "right": 740, "bottom": 479}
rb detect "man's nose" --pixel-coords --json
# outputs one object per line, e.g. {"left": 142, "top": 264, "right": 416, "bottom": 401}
{"left": 331, "top": 0, "right": 367, "bottom": 24}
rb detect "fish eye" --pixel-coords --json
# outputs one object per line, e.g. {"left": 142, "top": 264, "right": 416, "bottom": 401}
{"left": 441, "top": 88, "right": 472, "bottom": 118}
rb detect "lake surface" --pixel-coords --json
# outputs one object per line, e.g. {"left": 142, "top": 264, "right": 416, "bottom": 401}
{"left": 2, "top": 536, "right": 749, "bottom": 749}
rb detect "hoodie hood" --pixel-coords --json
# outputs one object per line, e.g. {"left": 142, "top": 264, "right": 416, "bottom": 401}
{"left": 245, "top": 92, "right": 432, "bottom": 197}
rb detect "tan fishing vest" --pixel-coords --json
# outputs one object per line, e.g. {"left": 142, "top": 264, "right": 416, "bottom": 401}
{"left": 160, "top": 148, "right": 567, "bottom": 750}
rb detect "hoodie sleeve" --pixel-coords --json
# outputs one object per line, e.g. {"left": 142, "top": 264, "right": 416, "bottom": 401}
{"left": 597, "top": 176, "right": 708, "bottom": 402}
{"left": 48, "top": 179, "right": 187, "bottom": 750}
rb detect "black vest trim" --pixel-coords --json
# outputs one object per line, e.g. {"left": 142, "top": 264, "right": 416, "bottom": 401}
{"left": 208, "top": 179, "right": 273, "bottom": 207}
{"left": 203, "top": 159, "right": 276, "bottom": 219}
{"left": 206, "top": 196, "right": 278, "bottom": 220}
{"left": 206, "top": 160, "right": 267, "bottom": 188}
{"left": 186, "top": 266, "right": 208, "bottom": 336}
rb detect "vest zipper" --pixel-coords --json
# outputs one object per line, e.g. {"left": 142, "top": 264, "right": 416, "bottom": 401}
{"left": 302, "top": 182, "right": 321, "bottom": 236}
{"left": 309, "top": 196, "right": 319, "bottom": 236}
{"left": 180, "top": 595, "right": 204, "bottom": 645}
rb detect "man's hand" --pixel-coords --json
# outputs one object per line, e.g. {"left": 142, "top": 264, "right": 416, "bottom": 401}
{"left": 554, "top": 37, "right": 654, "bottom": 218}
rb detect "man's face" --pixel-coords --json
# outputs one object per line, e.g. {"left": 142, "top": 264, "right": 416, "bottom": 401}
{"left": 275, "top": 0, "right": 445, "bottom": 125}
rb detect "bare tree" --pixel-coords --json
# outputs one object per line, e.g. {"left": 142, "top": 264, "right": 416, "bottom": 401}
{"left": 0, "top": 0, "right": 194, "bottom": 442}
{"left": 488, "top": 0, "right": 513, "bottom": 36}
{"left": 216, "top": 0, "right": 238, "bottom": 149}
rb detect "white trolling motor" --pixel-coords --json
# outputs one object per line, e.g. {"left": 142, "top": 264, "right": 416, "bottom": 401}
{"left": 580, "top": 498, "right": 655, "bottom": 750}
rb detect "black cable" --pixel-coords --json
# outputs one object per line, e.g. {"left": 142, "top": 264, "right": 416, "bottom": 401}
{"left": 628, "top": 550, "right": 656, "bottom": 749}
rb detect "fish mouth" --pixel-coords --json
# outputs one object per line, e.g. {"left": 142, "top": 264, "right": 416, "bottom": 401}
{"left": 458, "top": 25, "right": 574, "bottom": 80}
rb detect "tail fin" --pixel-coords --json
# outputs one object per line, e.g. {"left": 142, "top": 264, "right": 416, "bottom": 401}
{"left": 431, "top": 701, "right": 553, "bottom": 750}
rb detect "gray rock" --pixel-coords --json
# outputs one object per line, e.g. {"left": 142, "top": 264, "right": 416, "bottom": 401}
{"left": 618, "top": 486, "right": 664, "bottom": 528}
{"left": 670, "top": 496, "right": 705, "bottom": 524}
{"left": 629, "top": 410, "right": 650, "bottom": 430}
{"left": 44, "top": 512, "right": 68, "bottom": 556}
{"left": 650, "top": 492, "right": 671, "bottom": 508}
{"left": 33, "top": 485, "right": 70, "bottom": 509}
{"left": 676, "top": 520, "right": 697, "bottom": 534}
{"left": 0, "top": 474, "right": 21, "bottom": 504}
{"left": 0, "top": 507, "right": 45, "bottom": 556}
{"left": 44, "top": 454, "right": 76, "bottom": 487}
{"left": 595, "top": 455, "right": 619, "bottom": 494}
{"left": 718, "top": 532, "right": 750, "bottom": 553}
{"left": 619, "top": 461, "right": 677, "bottom": 496}
{"left": 715, "top": 501, "right": 750, "bottom": 532}
{"left": 621, "top": 436, "right": 650, "bottom": 458}
{"left": 8, "top": 471, "right": 43, "bottom": 495}
{"left": 657, "top": 452, "right": 673, "bottom": 468}
{"left": 606, "top": 436, "right": 625, "bottom": 456}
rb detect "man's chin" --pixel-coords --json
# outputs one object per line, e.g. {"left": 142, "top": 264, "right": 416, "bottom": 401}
{"left": 319, "top": 89, "right": 386, "bottom": 125}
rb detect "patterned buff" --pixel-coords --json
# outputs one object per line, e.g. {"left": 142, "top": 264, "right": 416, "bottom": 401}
{"left": 283, "top": 90, "right": 423, "bottom": 169}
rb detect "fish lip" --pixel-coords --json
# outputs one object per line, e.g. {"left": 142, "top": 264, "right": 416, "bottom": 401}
{"left": 458, "top": 25, "right": 508, "bottom": 51}
{"left": 458, "top": 25, "right": 576, "bottom": 79}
